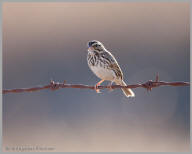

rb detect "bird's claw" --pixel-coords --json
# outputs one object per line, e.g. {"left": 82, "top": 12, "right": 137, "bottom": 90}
{"left": 95, "top": 84, "right": 101, "bottom": 93}
{"left": 94, "top": 80, "right": 105, "bottom": 93}
{"left": 107, "top": 82, "right": 114, "bottom": 92}
{"left": 107, "top": 85, "right": 113, "bottom": 92}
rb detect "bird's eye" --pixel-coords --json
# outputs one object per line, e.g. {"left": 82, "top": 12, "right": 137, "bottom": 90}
{"left": 95, "top": 44, "right": 100, "bottom": 47}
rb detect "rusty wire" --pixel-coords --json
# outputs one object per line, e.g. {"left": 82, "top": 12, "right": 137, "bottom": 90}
{"left": 2, "top": 75, "right": 190, "bottom": 94}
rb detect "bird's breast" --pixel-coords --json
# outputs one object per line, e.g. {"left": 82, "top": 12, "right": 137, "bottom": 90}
{"left": 89, "top": 65, "right": 116, "bottom": 81}
{"left": 87, "top": 52, "right": 116, "bottom": 80}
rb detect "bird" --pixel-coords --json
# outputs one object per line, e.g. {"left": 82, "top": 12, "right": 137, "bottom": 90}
{"left": 87, "top": 40, "right": 135, "bottom": 97}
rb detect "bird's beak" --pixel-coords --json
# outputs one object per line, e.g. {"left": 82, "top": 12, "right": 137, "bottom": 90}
{"left": 88, "top": 46, "right": 94, "bottom": 52}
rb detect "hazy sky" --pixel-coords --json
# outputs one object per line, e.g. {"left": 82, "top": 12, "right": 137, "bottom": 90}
{"left": 3, "top": 2, "right": 190, "bottom": 152}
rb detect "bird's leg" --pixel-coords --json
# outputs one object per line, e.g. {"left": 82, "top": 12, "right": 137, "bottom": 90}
{"left": 95, "top": 79, "right": 105, "bottom": 93}
{"left": 107, "top": 81, "right": 114, "bottom": 92}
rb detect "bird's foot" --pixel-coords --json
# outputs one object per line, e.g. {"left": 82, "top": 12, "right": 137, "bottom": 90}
{"left": 94, "top": 84, "right": 101, "bottom": 93}
{"left": 107, "top": 82, "right": 114, "bottom": 92}
{"left": 94, "top": 79, "right": 105, "bottom": 93}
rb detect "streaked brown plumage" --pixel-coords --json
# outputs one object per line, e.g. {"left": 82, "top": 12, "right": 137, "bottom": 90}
{"left": 87, "top": 40, "right": 135, "bottom": 97}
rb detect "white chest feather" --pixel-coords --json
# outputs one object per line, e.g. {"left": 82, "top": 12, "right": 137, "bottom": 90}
{"left": 89, "top": 65, "right": 115, "bottom": 81}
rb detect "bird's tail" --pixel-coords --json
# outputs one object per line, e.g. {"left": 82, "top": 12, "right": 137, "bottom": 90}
{"left": 116, "top": 80, "right": 135, "bottom": 97}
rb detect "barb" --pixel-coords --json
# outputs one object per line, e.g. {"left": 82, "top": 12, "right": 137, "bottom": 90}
{"left": 2, "top": 74, "right": 190, "bottom": 94}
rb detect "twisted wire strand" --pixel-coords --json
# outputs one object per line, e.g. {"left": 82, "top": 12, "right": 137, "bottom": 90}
{"left": 3, "top": 75, "right": 190, "bottom": 94}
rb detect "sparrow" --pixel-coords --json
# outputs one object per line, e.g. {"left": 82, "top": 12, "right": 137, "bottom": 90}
{"left": 87, "top": 40, "right": 135, "bottom": 97}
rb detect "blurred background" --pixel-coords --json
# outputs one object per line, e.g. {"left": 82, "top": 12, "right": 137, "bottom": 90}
{"left": 2, "top": 2, "right": 190, "bottom": 152}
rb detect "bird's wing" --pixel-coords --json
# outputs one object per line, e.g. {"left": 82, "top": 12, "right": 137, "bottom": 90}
{"left": 100, "top": 51, "right": 123, "bottom": 80}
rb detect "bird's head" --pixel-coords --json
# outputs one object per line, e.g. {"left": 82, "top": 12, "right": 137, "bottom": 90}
{"left": 87, "top": 40, "right": 105, "bottom": 52}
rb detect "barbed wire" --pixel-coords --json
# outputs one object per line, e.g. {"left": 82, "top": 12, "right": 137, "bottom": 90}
{"left": 2, "top": 75, "right": 190, "bottom": 94}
